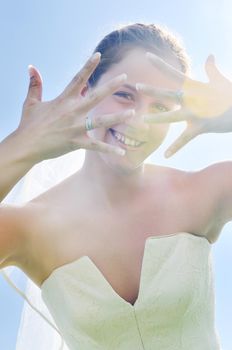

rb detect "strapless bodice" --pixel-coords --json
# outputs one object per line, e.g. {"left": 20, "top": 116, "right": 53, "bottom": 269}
{"left": 41, "top": 232, "right": 222, "bottom": 350}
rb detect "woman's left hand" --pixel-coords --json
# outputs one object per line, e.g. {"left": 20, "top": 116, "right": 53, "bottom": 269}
{"left": 136, "top": 52, "right": 232, "bottom": 158}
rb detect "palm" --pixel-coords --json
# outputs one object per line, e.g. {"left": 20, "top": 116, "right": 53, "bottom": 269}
{"left": 136, "top": 53, "right": 232, "bottom": 157}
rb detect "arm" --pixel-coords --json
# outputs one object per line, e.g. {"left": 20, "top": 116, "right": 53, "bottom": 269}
{"left": 0, "top": 130, "right": 39, "bottom": 202}
{"left": 0, "top": 204, "right": 27, "bottom": 268}
{"left": 206, "top": 161, "right": 232, "bottom": 225}
{"left": 191, "top": 161, "right": 232, "bottom": 243}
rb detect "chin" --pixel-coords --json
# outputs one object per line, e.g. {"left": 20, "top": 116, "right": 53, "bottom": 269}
{"left": 100, "top": 151, "right": 146, "bottom": 175}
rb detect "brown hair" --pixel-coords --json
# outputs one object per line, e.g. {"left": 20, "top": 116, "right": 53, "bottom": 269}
{"left": 88, "top": 23, "right": 190, "bottom": 87}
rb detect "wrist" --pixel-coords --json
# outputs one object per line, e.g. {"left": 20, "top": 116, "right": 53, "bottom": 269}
{"left": 0, "top": 129, "right": 43, "bottom": 201}
{"left": 1, "top": 128, "right": 43, "bottom": 166}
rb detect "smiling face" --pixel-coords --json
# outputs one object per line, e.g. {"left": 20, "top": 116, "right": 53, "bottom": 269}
{"left": 86, "top": 48, "right": 181, "bottom": 173}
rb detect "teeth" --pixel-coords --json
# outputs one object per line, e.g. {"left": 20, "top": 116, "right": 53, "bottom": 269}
{"left": 111, "top": 130, "right": 142, "bottom": 147}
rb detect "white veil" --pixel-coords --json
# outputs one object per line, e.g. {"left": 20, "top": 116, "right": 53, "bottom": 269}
{"left": 1, "top": 149, "right": 86, "bottom": 350}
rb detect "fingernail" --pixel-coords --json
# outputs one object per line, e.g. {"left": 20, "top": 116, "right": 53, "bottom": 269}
{"left": 146, "top": 52, "right": 155, "bottom": 59}
{"left": 91, "top": 52, "right": 101, "bottom": 62}
{"left": 116, "top": 73, "right": 127, "bottom": 82}
{"left": 208, "top": 54, "right": 215, "bottom": 64}
{"left": 115, "top": 148, "right": 126, "bottom": 156}
{"left": 165, "top": 150, "right": 172, "bottom": 158}
{"left": 28, "top": 65, "right": 34, "bottom": 78}
{"left": 136, "top": 83, "right": 146, "bottom": 91}
{"left": 124, "top": 109, "right": 135, "bottom": 117}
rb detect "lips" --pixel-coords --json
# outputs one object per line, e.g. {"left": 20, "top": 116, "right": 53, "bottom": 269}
{"left": 109, "top": 128, "right": 146, "bottom": 143}
{"left": 109, "top": 129, "right": 146, "bottom": 150}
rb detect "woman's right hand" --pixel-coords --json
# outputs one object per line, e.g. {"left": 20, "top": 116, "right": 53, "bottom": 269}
{"left": 17, "top": 52, "right": 133, "bottom": 161}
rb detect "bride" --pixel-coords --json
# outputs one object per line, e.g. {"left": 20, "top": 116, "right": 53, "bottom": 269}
{"left": 1, "top": 22, "right": 232, "bottom": 349}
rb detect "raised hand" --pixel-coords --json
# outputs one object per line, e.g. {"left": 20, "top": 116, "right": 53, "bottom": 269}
{"left": 18, "top": 53, "right": 134, "bottom": 161}
{"left": 136, "top": 52, "right": 232, "bottom": 158}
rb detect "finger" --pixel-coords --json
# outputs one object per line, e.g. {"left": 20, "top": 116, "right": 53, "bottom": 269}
{"left": 79, "top": 73, "right": 128, "bottom": 111}
{"left": 136, "top": 83, "right": 184, "bottom": 104}
{"left": 146, "top": 52, "right": 186, "bottom": 83}
{"left": 61, "top": 52, "right": 101, "bottom": 98}
{"left": 24, "top": 65, "right": 43, "bottom": 104}
{"left": 205, "top": 55, "right": 223, "bottom": 83}
{"left": 143, "top": 108, "right": 192, "bottom": 123}
{"left": 89, "top": 109, "right": 135, "bottom": 130}
{"left": 74, "top": 109, "right": 135, "bottom": 133}
{"left": 79, "top": 138, "right": 126, "bottom": 156}
{"left": 164, "top": 127, "right": 198, "bottom": 158}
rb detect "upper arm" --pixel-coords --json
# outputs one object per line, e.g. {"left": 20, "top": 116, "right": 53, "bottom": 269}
{"left": 199, "top": 161, "right": 232, "bottom": 225}
{"left": 0, "top": 204, "right": 28, "bottom": 268}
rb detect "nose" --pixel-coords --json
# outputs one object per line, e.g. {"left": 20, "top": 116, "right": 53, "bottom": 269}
{"left": 126, "top": 110, "right": 149, "bottom": 134}
{"left": 123, "top": 104, "right": 149, "bottom": 136}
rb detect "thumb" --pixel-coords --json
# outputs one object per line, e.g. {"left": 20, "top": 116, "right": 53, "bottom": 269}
{"left": 25, "top": 65, "right": 43, "bottom": 104}
{"left": 205, "top": 55, "right": 224, "bottom": 83}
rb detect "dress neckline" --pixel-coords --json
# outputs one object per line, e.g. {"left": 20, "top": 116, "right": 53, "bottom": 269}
{"left": 41, "top": 231, "right": 211, "bottom": 308}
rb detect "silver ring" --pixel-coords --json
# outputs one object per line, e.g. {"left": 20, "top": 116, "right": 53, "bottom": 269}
{"left": 85, "top": 116, "right": 94, "bottom": 131}
{"left": 175, "top": 90, "right": 184, "bottom": 105}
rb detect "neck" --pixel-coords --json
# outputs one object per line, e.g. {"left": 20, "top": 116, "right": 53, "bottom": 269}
{"left": 78, "top": 151, "right": 148, "bottom": 207}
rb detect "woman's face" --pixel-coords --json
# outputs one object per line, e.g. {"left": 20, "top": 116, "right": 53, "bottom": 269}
{"left": 86, "top": 48, "right": 181, "bottom": 173}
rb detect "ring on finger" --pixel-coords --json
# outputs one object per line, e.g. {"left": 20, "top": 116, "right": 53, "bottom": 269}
{"left": 175, "top": 90, "right": 184, "bottom": 105}
{"left": 85, "top": 115, "right": 94, "bottom": 131}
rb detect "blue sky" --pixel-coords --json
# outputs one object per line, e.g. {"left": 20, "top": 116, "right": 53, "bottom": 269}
{"left": 0, "top": 0, "right": 232, "bottom": 349}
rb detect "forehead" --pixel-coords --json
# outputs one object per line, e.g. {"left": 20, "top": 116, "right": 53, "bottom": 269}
{"left": 99, "top": 48, "right": 182, "bottom": 90}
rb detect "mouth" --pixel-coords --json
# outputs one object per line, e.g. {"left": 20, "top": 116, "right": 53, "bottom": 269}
{"left": 109, "top": 128, "right": 146, "bottom": 150}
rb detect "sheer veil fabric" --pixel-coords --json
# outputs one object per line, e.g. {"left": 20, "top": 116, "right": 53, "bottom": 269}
{"left": 1, "top": 149, "right": 85, "bottom": 350}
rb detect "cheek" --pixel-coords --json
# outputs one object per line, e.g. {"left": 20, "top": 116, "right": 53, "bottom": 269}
{"left": 149, "top": 124, "right": 170, "bottom": 145}
{"left": 87, "top": 127, "right": 106, "bottom": 140}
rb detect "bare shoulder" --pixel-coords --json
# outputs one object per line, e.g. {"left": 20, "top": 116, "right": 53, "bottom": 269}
{"left": 147, "top": 160, "right": 232, "bottom": 196}
{"left": 145, "top": 162, "right": 230, "bottom": 243}
{"left": 178, "top": 162, "right": 232, "bottom": 239}
{"left": 145, "top": 163, "right": 192, "bottom": 188}
{"left": 188, "top": 160, "right": 232, "bottom": 182}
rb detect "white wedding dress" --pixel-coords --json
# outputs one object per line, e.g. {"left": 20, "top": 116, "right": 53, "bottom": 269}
{"left": 1, "top": 150, "right": 222, "bottom": 349}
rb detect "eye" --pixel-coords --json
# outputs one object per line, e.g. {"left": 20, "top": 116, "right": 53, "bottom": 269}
{"left": 113, "top": 91, "right": 135, "bottom": 101}
{"left": 151, "top": 103, "right": 169, "bottom": 113}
